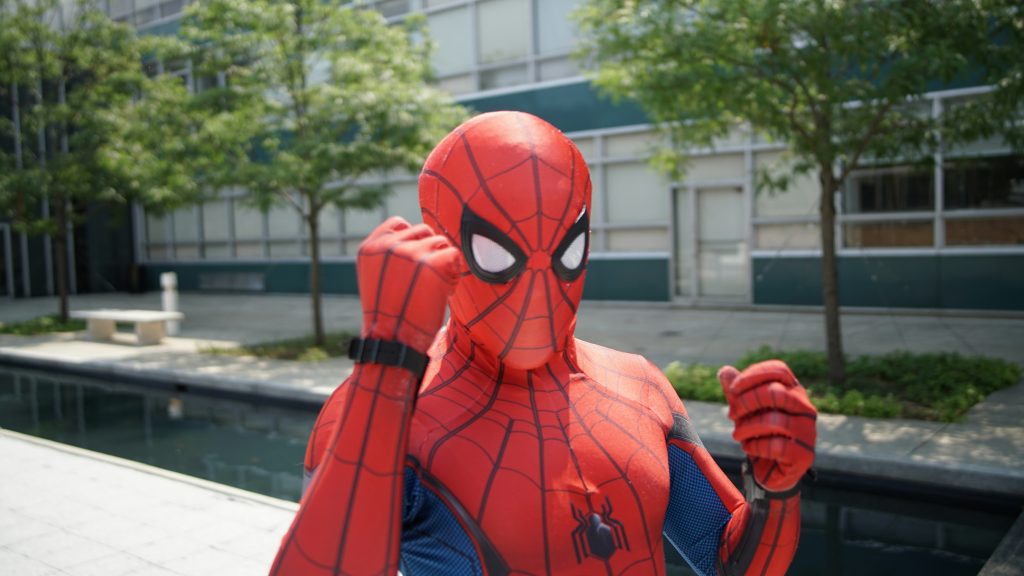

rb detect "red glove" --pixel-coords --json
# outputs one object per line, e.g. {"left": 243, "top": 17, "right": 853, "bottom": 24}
{"left": 357, "top": 217, "right": 462, "bottom": 353}
{"left": 718, "top": 360, "right": 817, "bottom": 492}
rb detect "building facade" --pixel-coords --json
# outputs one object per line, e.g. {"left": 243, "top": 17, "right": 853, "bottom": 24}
{"left": 8, "top": 0, "right": 1024, "bottom": 310}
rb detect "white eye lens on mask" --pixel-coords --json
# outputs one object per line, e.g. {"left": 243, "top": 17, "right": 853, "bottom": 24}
{"left": 560, "top": 233, "right": 585, "bottom": 271}
{"left": 471, "top": 233, "right": 517, "bottom": 273}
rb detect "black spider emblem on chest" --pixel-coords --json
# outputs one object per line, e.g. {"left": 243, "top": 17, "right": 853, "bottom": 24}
{"left": 570, "top": 498, "right": 630, "bottom": 563}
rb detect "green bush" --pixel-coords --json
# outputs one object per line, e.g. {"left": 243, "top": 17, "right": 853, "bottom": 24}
{"left": 663, "top": 361, "right": 725, "bottom": 402}
{"left": 665, "top": 347, "right": 1021, "bottom": 422}
{"left": 0, "top": 315, "right": 86, "bottom": 335}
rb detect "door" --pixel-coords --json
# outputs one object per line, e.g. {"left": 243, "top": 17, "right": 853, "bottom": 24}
{"left": 673, "top": 186, "right": 749, "bottom": 301}
{"left": 697, "top": 186, "right": 747, "bottom": 299}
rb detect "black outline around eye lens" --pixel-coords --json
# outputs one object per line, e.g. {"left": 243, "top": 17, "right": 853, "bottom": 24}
{"left": 552, "top": 209, "right": 590, "bottom": 282}
{"left": 461, "top": 207, "right": 527, "bottom": 284}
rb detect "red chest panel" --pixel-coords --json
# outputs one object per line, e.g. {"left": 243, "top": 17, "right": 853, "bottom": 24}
{"left": 409, "top": 338, "right": 675, "bottom": 575}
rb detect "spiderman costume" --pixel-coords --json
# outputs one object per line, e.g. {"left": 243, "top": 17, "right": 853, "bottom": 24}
{"left": 270, "top": 112, "right": 817, "bottom": 576}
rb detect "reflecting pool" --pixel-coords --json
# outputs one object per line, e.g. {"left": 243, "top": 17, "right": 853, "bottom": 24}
{"left": 0, "top": 365, "right": 1014, "bottom": 575}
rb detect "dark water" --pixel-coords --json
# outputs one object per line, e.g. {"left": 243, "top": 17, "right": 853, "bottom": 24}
{"left": 0, "top": 365, "right": 1014, "bottom": 575}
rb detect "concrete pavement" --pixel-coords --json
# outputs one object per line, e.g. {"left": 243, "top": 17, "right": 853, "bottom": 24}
{"left": 0, "top": 429, "right": 295, "bottom": 576}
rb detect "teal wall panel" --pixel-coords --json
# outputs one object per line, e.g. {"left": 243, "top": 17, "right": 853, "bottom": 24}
{"left": 460, "top": 81, "right": 649, "bottom": 133}
{"left": 840, "top": 257, "right": 941, "bottom": 308}
{"left": 142, "top": 261, "right": 358, "bottom": 295}
{"left": 753, "top": 254, "right": 1024, "bottom": 310}
{"left": 753, "top": 258, "right": 824, "bottom": 306}
{"left": 144, "top": 257, "right": 671, "bottom": 302}
{"left": 583, "top": 258, "right": 669, "bottom": 301}
{"left": 939, "top": 255, "right": 1024, "bottom": 310}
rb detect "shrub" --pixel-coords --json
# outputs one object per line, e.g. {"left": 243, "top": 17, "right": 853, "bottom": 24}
{"left": 663, "top": 361, "right": 725, "bottom": 403}
{"left": 0, "top": 315, "right": 86, "bottom": 335}
{"left": 666, "top": 347, "right": 1021, "bottom": 422}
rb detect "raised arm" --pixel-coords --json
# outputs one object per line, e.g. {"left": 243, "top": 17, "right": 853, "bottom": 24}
{"left": 662, "top": 361, "right": 817, "bottom": 576}
{"left": 270, "top": 217, "right": 460, "bottom": 576}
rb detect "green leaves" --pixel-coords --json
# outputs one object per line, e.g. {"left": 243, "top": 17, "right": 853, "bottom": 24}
{"left": 577, "top": 0, "right": 1013, "bottom": 185}
{"left": 171, "top": 0, "right": 467, "bottom": 217}
{"left": 0, "top": 0, "right": 192, "bottom": 228}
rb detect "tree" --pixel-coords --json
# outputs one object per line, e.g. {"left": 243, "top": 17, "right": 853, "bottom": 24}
{"left": 578, "top": 0, "right": 1007, "bottom": 384}
{"left": 0, "top": 0, "right": 201, "bottom": 319}
{"left": 173, "top": 0, "right": 467, "bottom": 346}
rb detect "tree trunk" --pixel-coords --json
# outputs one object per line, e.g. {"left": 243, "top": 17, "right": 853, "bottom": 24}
{"left": 54, "top": 196, "right": 69, "bottom": 323}
{"left": 819, "top": 168, "right": 845, "bottom": 385}
{"left": 307, "top": 208, "right": 325, "bottom": 347}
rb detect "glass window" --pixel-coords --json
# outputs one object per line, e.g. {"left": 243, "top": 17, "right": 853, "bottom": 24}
{"left": 755, "top": 223, "right": 820, "bottom": 250}
{"left": 269, "top": 241, "right": 301, "bottom": 258}
{"left": 437, "top": 74, "right": 475, "bottom": 95}
{"left": 317, "top": 204, "right": 341, "bottom": 238}
{"left": 845, "top": 164, "right": 934, "bottom": 213}
{"left": 685, "top": 154, "right": 744, "bottom": 182}
{"left": 425, "top": 0, "right": 462, "bottom": 6}
{"left": 843, "top": 221, "right": 933, "bottom": 248}
{"left": 606, "top": 162, "right": 668, "bottom": 223}
{"left": 754, "top": 152, "right": 820, "bottom": 217}
{"left": 386, "top": 182, "right": 422, "bottom": 223}
{"left": 538, "top": 57, "right": 577, "bottom": 81}
{"left": 570, "top": 137, "right": 595, "bottom": 163}
{"left": 234, "top": 203, "right": 263, "bottom": 240}
{"left": 480, "top": 65, "right": 528, "bottom": 90}
{"left": 147, "top": 245, "right": 168, "bottom": 261}
{"left": 478, "top": 0, "right": 530, "bottom": 65}
{"left": 236, "top": 241, "right": 263, "bottom": 258}
{"left": 175, "top": 244, "right": 200, "bottom": 259}
{"left": 134, "top": 0, "right": 159, "bottom": 24}
{"left": 607, "top": 228, "right": 669, "bottom": 252}
{"left": 345, "top": 207, "right": 383, "bottom": 237}
{"left": 319, "top": 239, "right": 343, "bottom": 258}
{"left": 146, "top": 212, "right": 167, "bottom": 243}
{"left": 204, "top": 243, "right": 230, "bottom": 259}
{"left": 605, "top": 131, "right": 661, "bottom": 158}
{"left": 172, "top": 207, "right": 198, "bottom": 243}
{"left": 536, "top": 0, "right": 576, "bottom": 55}
{"left": 267, "top": 205, "right": 299, "bottom": 239}
{"left": 589, "top": 174, "right": 604, "bottom": 228}
{"left": 203, "top": 201, "right": 229, "bottom": 242}
{"left": 712, "top": 125, "right": 749, "bottom": 149}
{"left": 159, "top": 0, "right": 185, "bottom": 18}
{"left": 428, "top": 7, "right": 473, "bottom": 76}
{"left": 944, "top": 156, "right": 1024, "bottom": 210}
{"left": 108, "top": 0, "right": 132, "bottom": 20}
{"left": 374, "top": 0, "right": 410, "bottom": 18}
{"left": 946, "top": 216, "right": 1024, "bottom": 246}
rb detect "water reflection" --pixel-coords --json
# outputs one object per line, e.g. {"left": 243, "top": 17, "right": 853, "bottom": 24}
{"left": 0, "top": 366, "right": 315, "bottom": 502}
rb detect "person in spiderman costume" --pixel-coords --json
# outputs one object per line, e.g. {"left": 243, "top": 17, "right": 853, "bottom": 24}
{"left": 270, "top": 111, "right": 817, "bottom": 576}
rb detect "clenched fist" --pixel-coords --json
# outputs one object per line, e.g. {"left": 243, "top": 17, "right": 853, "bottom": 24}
{"left": 718, "top": 360, "right": 817, "bottom": 492}
{"left": 357, "top": 217, "right": 463, "bottom": 354}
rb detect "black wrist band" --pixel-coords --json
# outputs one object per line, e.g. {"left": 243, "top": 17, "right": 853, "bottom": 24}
{"left": 347, "top": 337, "right": 429, "bottom": 380}
{"left": 742, "top": 459, "right": 802, "bottom": 500}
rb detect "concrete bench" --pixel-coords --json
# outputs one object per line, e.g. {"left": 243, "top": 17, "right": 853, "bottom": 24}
{"left": 70, "top": 309, "right": 185, "bottom": 345}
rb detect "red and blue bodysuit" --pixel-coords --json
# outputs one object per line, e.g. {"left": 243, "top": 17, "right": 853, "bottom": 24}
{"left": 271, "top": 111, "right": 818, "bottom": 576}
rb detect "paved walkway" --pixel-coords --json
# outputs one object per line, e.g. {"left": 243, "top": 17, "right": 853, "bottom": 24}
{"left": 1, "top": 292, "right": 1023, "bottom": 573}
{"left": 0, "top": 429, "right": 295, "bottom": 576}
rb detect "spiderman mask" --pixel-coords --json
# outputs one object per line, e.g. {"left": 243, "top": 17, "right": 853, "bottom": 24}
{"left": 419, "top": 111, "right": 592, "bottom": 370}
